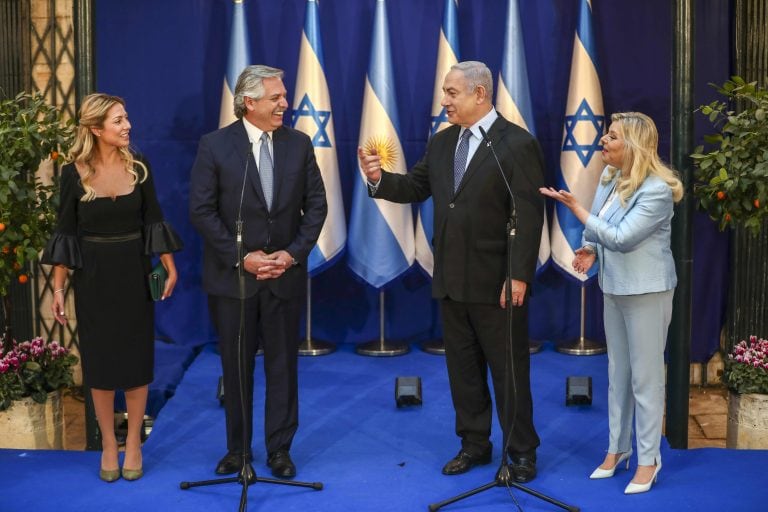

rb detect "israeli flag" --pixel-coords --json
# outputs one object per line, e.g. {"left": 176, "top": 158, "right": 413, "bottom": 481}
{"left": 292, "top": 0, "right": 346, "bottom": 276}
{"left": 219, "top": 0, "right": 251, "bottom": 128}
{"left": 348, "top": 0, "right": 415, "bottom": 288}
{"left": 415, "top": 0, "right": 459, "bottom": 277}
{"left": 495, "top": 0, "right": 550, "bottom": 274}
{"left": 550, "top": 0, "right": 605, "bottom": 281}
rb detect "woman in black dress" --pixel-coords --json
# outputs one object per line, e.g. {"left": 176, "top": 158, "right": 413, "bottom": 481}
{"left": 42, "top": 93, "right": 182, "bottom": 482}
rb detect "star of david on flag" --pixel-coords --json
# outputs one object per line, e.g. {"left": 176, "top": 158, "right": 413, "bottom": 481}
{"left": 292, "top": 93, "right": 332, "bottom": 148}
{"left": 550, "top": 0, "right": 605, "bottom": 282}
{"left": 292, "top": 0, "right": 346, "bottom": 275}
{"left": 562, "top": 99, "right": 605, "bottom": 167}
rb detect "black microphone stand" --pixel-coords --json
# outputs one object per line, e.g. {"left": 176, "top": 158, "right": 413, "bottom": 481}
{"left": 428, "top": 127, "right": 577, "bottom": 512}
{"left": 180, "top": 145, "right": 322, "bottom": 510}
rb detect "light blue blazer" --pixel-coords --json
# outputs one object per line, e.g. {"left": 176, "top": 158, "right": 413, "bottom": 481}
{"left": 583, "top": 167, "right": 677, "bottom": 296}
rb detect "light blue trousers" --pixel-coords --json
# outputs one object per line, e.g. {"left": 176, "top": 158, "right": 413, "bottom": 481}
{"left": 603, "top": 289, "right": 674, "bottom": 466}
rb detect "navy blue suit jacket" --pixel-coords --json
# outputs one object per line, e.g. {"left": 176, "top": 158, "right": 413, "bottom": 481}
{"left": 189, "top": 120, "right": 327, "bottom": 299}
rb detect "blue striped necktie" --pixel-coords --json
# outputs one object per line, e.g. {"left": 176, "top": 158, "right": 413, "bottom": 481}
{"left": 454, "top": 129, "right": 472, "bottom": 192}
{"left": 259, "top": 132, "right": 274, "bottom": 209}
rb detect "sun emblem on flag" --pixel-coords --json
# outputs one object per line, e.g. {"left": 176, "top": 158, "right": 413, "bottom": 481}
{"left": 363, "top": 136, "right": 398, "bottom": 169}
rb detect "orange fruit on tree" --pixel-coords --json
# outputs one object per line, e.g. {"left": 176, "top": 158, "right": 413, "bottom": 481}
{"left": 755, "top": 199, "right": 760, "bottom": 209}
{"left": 18, "top": 274, "right": 28, "bottom": 284}
{"left": 716, "top": 191, "right": 726, "bottom": 200}
{"left": 0, "top": 222, "right": 5, "bottom": 232}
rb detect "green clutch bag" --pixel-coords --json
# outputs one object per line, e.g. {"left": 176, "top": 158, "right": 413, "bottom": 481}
{"left": 148, "top": 262, "right": 167, "bottom": 301}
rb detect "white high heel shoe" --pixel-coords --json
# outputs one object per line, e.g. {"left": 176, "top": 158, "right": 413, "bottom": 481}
{"left": 589, "top": 450, "right": 632, "bottom": 479}
{"left": 624, "top": 462, "right": 662, "bottom": 494}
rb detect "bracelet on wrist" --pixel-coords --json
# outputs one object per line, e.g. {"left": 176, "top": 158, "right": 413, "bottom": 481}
{"left": 54, "top": 288, "right": 65, "bottom": 294}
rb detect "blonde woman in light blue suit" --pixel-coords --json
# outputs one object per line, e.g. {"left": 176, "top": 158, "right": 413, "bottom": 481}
{"left": 541, "top": 112, "right": 683, "bottom": 495}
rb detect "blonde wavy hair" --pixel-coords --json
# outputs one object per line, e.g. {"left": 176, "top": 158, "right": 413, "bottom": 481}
{"left": 68, "top": 93, "right": 147, "bottom": 201}
{"left": 602, "top": 112, "right": 683, "bottom": 205}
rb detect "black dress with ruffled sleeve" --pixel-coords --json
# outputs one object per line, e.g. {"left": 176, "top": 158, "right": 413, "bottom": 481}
{"left": 41, "top": 159, "right": 183, "bottom": 389}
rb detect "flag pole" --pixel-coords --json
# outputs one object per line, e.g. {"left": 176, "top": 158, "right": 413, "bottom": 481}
{"left": 356, "top": 290, "right": 409, "bottom": 356}
{"left": 420, "top": 304, "right": 445, "bottom": 355}
{"left": 556, "top": 281, "right": 605, "bottom": 355}
{"left": 298, "top": 276, "right": 335, "bottom": 356}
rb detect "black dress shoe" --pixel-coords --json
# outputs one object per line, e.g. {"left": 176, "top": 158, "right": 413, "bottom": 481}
{"left": 441, "top": 449, "right": 492, "bottom": 475}
{"left": 510, "top": 455, "right": 537, "bottom": 483}
{"left": 215, "top": 451, "right": 251, "bottom": 475}
{"left": 267, "top": 450, "right": 296, "bottom": 478}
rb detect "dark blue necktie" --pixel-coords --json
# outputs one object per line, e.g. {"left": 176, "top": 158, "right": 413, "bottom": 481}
{"left": 454, "top": 129, "right": 472, "bottom": 192}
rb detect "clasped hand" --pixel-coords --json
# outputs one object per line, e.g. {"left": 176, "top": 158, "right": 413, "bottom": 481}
{"left": 243, "top": 250, "right": 293, "bottom": 280}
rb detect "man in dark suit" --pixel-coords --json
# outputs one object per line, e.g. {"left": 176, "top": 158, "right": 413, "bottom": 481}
{"left": 358, "top": 61, "right": 544, "bottom": 483}
{"left": 190, "top": 65, "right": 327, "bottom": 478}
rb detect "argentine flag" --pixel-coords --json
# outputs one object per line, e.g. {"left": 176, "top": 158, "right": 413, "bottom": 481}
{"left": 219, "top": 0, "right": 251, "bottom": 128}
{"left": 550, "top": 0, "right": 605, "bottom": 281}
{"left": 348, "top": 0, "right": 415, "bottom": 288}
{"left": 495, "top": 0, "right": 550, "bottom": 274}
{"left": 415, "top": 0, "right": 459, "bottom": 277}
{"left": 292, "top": 0, "right": 346, "bottom": 276}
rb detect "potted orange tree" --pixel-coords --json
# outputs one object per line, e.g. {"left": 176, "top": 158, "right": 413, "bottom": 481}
{"left": 0, "top": 92, "right": 76, "bottom": 448}
{"left": 692, "top": 77, "right": 768, "bottom": 449}
{"left": 692, "top": 76, "right": 767, "bottom": 234}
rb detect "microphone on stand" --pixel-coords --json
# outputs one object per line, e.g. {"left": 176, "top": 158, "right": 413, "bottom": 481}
{"left": 236, "top": 143, "right": 253, "bottom": 250}
{"left": 478, "top": 126, "right": 517, "bottom": 233}
{"left": 478, "top": 124, "right": 518, "bottom": 482}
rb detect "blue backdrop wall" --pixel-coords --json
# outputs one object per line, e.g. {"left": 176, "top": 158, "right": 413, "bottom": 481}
{"left": 93, "top": 0, "right": 731, "bottom": 362}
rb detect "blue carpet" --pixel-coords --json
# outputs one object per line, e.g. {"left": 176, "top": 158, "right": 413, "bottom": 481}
{"left": 2, "top": 343, "right": 766, "bottom": 512}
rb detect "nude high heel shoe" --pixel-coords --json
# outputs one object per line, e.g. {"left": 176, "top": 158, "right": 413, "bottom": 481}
{"left": 589, "top": 450, "right": 632, "bottom": 479}
{"left": 624, "top": 461, "right": 662, "bottom": 494}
